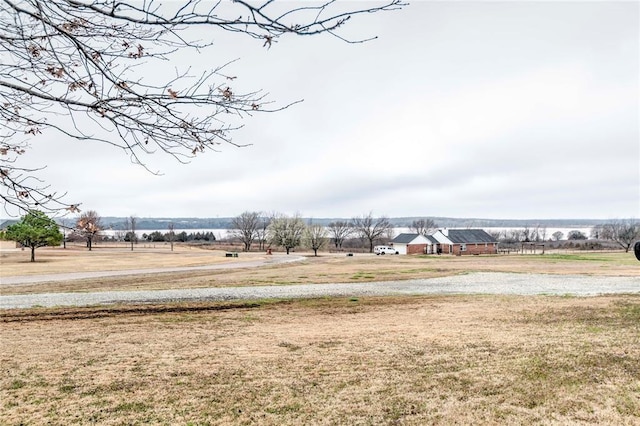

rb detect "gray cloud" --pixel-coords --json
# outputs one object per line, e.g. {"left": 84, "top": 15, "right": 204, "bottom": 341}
{"left": 17, "top": 1, "right": 639, "bottom": 220}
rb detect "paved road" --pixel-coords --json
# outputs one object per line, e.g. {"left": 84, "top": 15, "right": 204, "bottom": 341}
{"left": 1, "top": 273, "right": 638, "bottom": 309}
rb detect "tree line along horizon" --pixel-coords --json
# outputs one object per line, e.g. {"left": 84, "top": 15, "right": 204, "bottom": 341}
{"left": 2, "top": 210, "right": 639, "bottom": 262}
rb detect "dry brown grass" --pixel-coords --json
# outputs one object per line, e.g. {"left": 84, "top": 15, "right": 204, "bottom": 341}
{"left": 1, "top": 295, "right": 639, "bottom": 424}
{"left": 1, "top": 247, "right": 638, "bottom": 296}
{"left": 0, "top": 244, "right": 265, "bottom": 276}
{"left": 2, "top": 248, "right": 639, "bottom": 423}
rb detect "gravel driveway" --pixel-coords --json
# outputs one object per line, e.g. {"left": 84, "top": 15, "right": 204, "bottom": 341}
{"left": 1, "top": 273, "right": 638, "bottom": 309}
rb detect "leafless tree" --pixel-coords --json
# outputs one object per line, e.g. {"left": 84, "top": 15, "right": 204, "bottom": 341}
{"left": 0, "top": 0, "right": 404, "bottom": 215}
{"left": 506, "top": 229, "right": 523, "bottom": 243}
{"left": 552, "top": 231, "right": 564, "bottom": 242}
{"left": 409, "top": 218, "right": 437, "bottom": 236}
{"left": 268, "top": 213, "right": 305, "bottom": 255}
{"left": 59, "top": 218, "right": 71, "bottom": 248}
{"left": 76, "top": 210, "right": 101, "bottom": 250}
{"left": 256, "top": 214, "right": 272, "bottom": 251}
{"left": 125, "top": 215, "right": 137, "bottom": 251}
{"left": 327, "top": 221, "right": 351, "bottom": 250}
{"left": 530, "top": 226, "right": 540, "bottom": 242}
{"left": 599, "top": 219, "right": 640, "bottom": 252}
{"left": 383, "top": 227, "right": 395, "bottom": 241}
{"left": 230, "top": 211, "right": 260, "bottom": 251}
{"left": 487, "top": 229, "right": 504, "bottom": 242}
{"left": 351, "top": 213, "right": 393, "bottom": 253}
{"left": 304, "top": 221, "right": 328, "bottom": 256}
{"left": 521, "top": 227, "right": 532, "bottom": 242}
{"left": 167, "top": 222, "right": 175, "bottom": 252}
{"left": 539, "top": 226, "right": 548, "bottom": 242}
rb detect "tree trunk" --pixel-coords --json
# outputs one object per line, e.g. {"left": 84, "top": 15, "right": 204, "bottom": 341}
{"left": 30, "top": 246, "right": 35, "bottom": 262}
{"left": 286, "top": 247, "right": 290, "bottom": 255}
{"left": 88, "top": 237, "right": 92, "bottom": 251}
{"left": 369, "top": 240, "right": 374, "bottom": 253}
{"left": 313, "top": 248, "right": 318, "bottom": 256}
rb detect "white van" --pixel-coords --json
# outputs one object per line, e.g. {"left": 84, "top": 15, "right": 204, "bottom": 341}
{"left": 374, "top": 245, "right": 398, "bottom": 255}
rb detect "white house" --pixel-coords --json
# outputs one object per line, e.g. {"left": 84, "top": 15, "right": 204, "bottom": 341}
{"left": 391, "top": 233, "right": 436, "bottom": 254}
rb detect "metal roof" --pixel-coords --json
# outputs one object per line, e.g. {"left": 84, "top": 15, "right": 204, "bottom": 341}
{"left": 446, "top": 229, "right": 497, "bottom": 244}
{"left": 425, "top": 235, "right": 439, "bottom": 244}
{"left": 392, "top": 233, "right": 421, "bottom": 244}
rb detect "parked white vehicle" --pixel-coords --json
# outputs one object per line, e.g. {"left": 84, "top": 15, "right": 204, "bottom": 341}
{"left": 374, "top": 245, "right": 398, "bottom": 255}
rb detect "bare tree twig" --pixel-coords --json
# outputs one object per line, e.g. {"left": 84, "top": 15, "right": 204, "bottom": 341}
{"left": 0, "top": 0, "right": 405, "bottom": 214}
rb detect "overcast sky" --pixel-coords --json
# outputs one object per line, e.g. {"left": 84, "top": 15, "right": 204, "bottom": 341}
{"left": 20, "top": 1, "right": 640, "bottom": 220}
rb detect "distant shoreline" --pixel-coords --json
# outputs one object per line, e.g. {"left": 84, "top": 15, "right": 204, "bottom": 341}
{"left": 57, "top": 216, "right": 618, "bottom": 231}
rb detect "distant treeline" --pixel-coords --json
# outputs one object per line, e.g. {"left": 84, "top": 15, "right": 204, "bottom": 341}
{"left": 100, "top": 217, "right": 231, "bottom": 230}
{"left": 100, "top": 230, "right": 216, "bottom": 242}
{"left": 96, "top": 216, "right": 614, "bottom": 231}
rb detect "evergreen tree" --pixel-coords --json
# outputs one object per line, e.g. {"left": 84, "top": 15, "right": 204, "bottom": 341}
{"left": 4, "top": 211, "right": 63, "bottom": 262}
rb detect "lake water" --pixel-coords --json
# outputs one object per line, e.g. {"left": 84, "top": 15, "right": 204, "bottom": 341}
{"left": 101, "top": 226, "right": 594, "bottom": 241}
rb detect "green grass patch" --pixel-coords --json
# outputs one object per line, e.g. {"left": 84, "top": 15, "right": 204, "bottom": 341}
{"left": 617, "top": 302, "right": 640, "bottom": 322}
{"left": 58, "top": 381, "right": 77, "bottom": 393}
{"left": 265, "top": 403, "right": 303, "bottom": 415}
{"left": 112, "top": 401, "right": 149, "bottom": 413}
{"left": 8, "top": 380, "right": 26, "bottom": 390}
{"left": 350, "top": 272, "right": 376, "bottom": 280}
{"left": 542, "top": 254, "right": 615, "bottom": 262}
{"left": 239, "top": 314, "right": 260, "bottom": 323}
{"left": 277, "top": 341, "right": 302, "bottom": 351}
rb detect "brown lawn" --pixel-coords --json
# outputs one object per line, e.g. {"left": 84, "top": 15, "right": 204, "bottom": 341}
{"left": 1, "top": 244, "right": 266, "bottom": 276}
{"left": 1, "top": 247, "right": 638, "bottom": 296}
{"left": 1, "top": 295, "right": 639, "bottom": 425}
{"left": 1, "top": 247, "right": 639, "bottom": 424}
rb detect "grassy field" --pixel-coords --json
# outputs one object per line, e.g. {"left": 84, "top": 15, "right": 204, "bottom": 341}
{"left": 1, "top": 247, "right": 639, "bottom": 424}
{"left": 0, "top": 244, "right": 267, "bottom": 276}
{"left": 1, "top": 246, "right": 638, "bottom": 296}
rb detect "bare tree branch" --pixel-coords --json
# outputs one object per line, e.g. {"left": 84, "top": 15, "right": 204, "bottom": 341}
{"left": 409, "top": 218, "right": 437, "bottom": 237}
{"left": 0, "top": 0, "right": 405, "bottom": 214}
{"left": 598, "top": 219, "right": 640, "bottom": 252}
{"left": 351, "top": 212, "right": 392, "bottom": 253}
